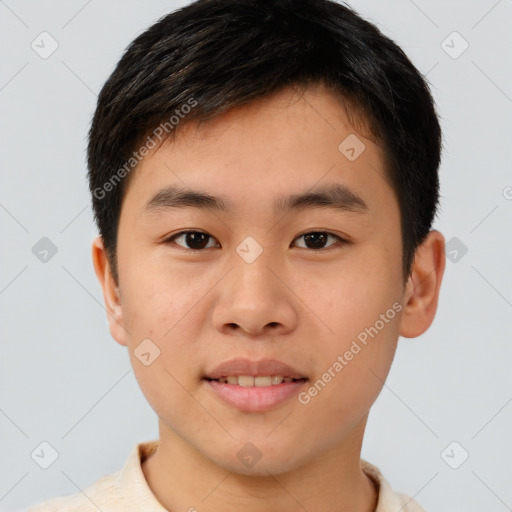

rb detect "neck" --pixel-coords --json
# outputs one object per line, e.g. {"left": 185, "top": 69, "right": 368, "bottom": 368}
{"left": 141, "top": 420, "right": 378, "bottom": 512}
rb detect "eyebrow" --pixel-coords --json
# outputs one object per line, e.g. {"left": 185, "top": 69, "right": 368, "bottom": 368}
{"left": 142, "top": 183, "right": 369, "bottom": 216}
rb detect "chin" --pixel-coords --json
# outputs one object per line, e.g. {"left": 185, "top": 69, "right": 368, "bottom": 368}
{"left": 208, "top": 446, "right": 305, "bottom": 477}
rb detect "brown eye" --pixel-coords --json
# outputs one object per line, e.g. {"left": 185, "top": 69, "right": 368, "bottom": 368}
{"left": 293, "top": 232, "right": 345, "bottom": 250}
{"left": 166, "top": 231, "right": 219, "bottom": 251}
{"left": 164, "top": 230, "right": 347, "bottom": 252}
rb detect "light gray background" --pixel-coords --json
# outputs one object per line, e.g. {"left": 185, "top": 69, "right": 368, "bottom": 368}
{"left": 1, "top": 1, "right": 511, "bottom": 511}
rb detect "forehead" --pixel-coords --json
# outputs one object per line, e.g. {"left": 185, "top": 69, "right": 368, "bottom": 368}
{"left": 122, "top": 85, "right": 394, "bottom": 220}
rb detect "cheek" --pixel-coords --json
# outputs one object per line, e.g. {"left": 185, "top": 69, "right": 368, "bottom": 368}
{"left": 303, "top": 254, "right": 402, "bottom": 376}
{"left": 120, "top": 258, "right": 203, "bottom": 337}
{"left": 127, "top": 350, "right": 189, "bottom": 428}
{"left": 297, "top": 301, "right": 400, "bottom": 431}
{"left": 120, "top": 275, "right": 203, "bottom": 411}
{"left": 118, "top": 284, "right": 199, "bottom": 404}
{"left": 302, "top": 267, "right": 385, "bottom": 337}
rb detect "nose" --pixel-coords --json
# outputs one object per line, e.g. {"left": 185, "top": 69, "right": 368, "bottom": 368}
{"left": 211, "top": 249, "right": 299, "bottom": 339}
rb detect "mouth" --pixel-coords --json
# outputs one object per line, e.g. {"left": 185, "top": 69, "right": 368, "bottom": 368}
{"left": 203, "top": 358, "right": 308, "bottom": 412}
{"left": 203, "top": 376, "right": 308, "bottom": 412}
{"left": 203, "top": 375, "right": 307, "bottom": 387}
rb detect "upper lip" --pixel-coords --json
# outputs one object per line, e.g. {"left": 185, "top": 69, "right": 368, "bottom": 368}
{"left": 204, "top": 358, "right": 307, "bottom": 380}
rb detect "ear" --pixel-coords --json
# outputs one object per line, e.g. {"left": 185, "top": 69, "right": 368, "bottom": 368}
{"left": 399, "top": 230, "right": 446, "bottom": 338}
{"left": 91, "top": 235, "right": 128, "bottom": 346}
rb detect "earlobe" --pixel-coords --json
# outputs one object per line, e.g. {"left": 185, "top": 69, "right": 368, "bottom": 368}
{"left": 91, "top": 236, "right": 128, "bottom": 347}
{"left": 399, "top": 230, "right": 446, "bottom": 339}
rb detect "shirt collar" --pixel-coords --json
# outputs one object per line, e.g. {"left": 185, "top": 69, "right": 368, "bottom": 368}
{"left": 115, "top": 439, "right": 166, "bottom": 511}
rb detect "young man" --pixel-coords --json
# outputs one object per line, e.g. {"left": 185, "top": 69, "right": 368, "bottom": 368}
{"left": 26, "top": 0, "right": 445, "bottom": 510}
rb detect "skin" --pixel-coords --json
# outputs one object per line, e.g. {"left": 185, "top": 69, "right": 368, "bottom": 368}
{"left": 92, "top": 84, "right": 445, "bottom": 512}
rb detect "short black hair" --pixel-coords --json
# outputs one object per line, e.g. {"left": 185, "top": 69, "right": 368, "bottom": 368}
{"left": 87, "top": 0, "right": 442, "bottom": 286}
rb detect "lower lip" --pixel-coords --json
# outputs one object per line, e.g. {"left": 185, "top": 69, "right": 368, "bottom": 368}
{"left": 204, "top": 379, "right": 308, "bottom": 412}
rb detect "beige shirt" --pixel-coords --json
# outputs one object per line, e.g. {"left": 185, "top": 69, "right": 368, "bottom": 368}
{"left": 25, "top": 439, "right": 426, "bottom": 512}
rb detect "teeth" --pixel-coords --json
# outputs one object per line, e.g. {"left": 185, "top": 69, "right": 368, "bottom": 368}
{"left": 214, "top": 375, "right": 300, "bottom": 386}
{"left": 238, "top": 375, "right": 255, "bottom": 387}
{"left": 254, "top": 376, "right": 272, "bottom": 387}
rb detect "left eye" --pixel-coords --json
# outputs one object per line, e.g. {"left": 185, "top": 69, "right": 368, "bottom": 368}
{"left": 164, "top": 231, "right": 345, "bottom": 251}
{"left": 293, "top": 231, "right": 343, "bottom": 250}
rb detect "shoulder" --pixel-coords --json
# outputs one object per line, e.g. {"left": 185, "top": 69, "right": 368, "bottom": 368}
{"left": 24, "top": 470, "right": 120, "bottom": 512}
{"left": 360, "top": 458, "right": 427, "bottom": 512}
{"left": 23, "top": 440, "right": 159, "bottom": 512}
{"left": 392, "top": 490, "right": 427, "bottom": 511}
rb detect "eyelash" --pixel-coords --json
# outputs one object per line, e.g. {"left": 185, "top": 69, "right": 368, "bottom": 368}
{"left": 163, "top": 230, "right": 348, "bottom": 253}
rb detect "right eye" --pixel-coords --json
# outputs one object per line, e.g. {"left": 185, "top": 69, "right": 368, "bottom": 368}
{"left": 163, "top": 230, "right": 220, "bottom": 252}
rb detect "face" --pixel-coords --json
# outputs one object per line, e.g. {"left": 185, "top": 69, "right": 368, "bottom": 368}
{"left": 94, "top": 84, "right": 430, "bottom": 475}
